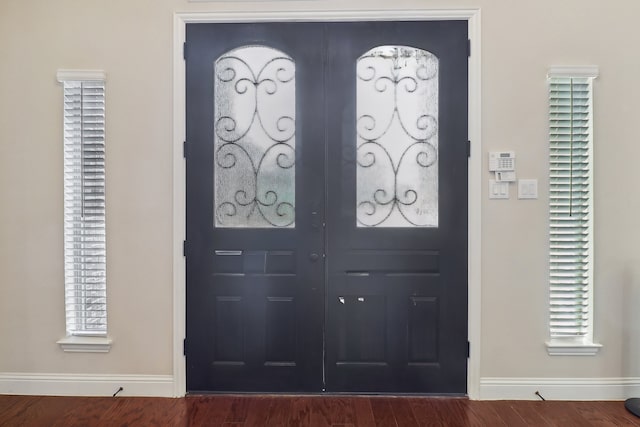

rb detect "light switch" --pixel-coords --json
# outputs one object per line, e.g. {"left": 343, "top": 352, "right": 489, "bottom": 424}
{"left": 489, "top": 179, "right": 509, "bottom": 199}
{"left": 518, "top": 179, "right": 538, "bottom": 199}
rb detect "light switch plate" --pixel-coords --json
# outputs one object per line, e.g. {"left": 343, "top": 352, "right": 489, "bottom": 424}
{"left": 489, "top": 179, "right": 509, "bottom": 199}
{"left": 518, "top": 179, "right": 538, "bottom": 199}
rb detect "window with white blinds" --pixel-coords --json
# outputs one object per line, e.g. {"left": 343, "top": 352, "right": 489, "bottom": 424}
{"left": 58, "top": 71, "right": 107, "bottom": 337}
{"left": 547, "top": 66, "right": 600, "bottom": 355}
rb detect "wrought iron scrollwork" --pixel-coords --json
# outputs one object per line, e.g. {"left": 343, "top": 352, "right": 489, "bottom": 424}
{"left": 214, "top": 46, "right": 296, "bottom": 228}
{"left": 356, "top": 46, "right": 439, "bottom": 227}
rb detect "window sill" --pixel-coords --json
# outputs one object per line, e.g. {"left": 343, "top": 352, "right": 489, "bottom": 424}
{"left": 57, "top": 336, "right": 112, "bottom": 353}
{"left": 546, "top": 338, "right": 602, "bottom": 356}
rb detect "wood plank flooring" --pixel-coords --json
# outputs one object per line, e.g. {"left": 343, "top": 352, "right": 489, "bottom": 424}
{"left": 0, "top": 394, "right": 639, "bottom": 426}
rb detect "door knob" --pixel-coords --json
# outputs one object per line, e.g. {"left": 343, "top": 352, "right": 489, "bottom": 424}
{"left": 309, "top": 253, "right": 320, "bottom": 262}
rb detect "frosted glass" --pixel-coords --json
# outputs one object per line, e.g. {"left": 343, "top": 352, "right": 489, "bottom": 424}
{"left": 356, "top": 46, "right": 439, "bottom": 227}
{"left": 214, "top": 46, "right": 295, "bottom": 228}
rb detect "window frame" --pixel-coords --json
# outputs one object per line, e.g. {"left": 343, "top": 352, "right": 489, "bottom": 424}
{"left": 546, "top": 66, "right": 601, "bottom": 356}
{"left": 56, "top": 70, "right": 112, "bottom": 353}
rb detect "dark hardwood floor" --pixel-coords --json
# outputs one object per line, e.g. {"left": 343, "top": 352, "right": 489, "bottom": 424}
{"left": 0, "top": 394, "right": 639, "bottom": 426}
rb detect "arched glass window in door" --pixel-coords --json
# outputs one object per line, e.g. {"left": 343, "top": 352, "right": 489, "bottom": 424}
{"left": 356, "top": 46, "right": 439, "bottom": 227}
{"left": 214, "top": 46, "right": 296, "bottom": 228}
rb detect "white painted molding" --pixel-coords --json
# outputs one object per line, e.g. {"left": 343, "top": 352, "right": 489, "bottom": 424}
{"left": 173, "top": 11, "right": 188, "bottom": 400}
{"left": 480, "top": 377, "right": 640, "bottom": 401}
{"left": 466, "top": 8, "right": 482, "bottom": 401}
{"left": 176, "top": 9, "right": 480, "bottom": 23}
{"left": 0, "top": 373, "right": 174, "bottom": 397}
{"left": 57, "top": 336, "right": 113, "bottom": 353}
{"left": 546, "top": 339, "right": 602, "bottom": 356}
{"left": 547, "top": 65, "right": 599, "bottom": 79}
{"left": 56, "top": 69, "right": 106, "bottom": 82}
{"left": 173, "top": 8, "right": 482, "bottom": 399}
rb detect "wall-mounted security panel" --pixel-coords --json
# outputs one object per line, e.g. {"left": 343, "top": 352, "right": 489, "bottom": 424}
{"left": 488, "top": 151, "right": 515, "bottom": 172}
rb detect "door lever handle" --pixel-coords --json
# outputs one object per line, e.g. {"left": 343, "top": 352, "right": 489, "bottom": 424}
{"left": 309, "top": 253, "right": 320, "bottom": 262}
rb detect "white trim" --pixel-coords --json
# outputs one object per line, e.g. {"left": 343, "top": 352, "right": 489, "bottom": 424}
{"left": 56, "top": 69, "right": 106, "bottom": 82}
{"left": 547, "top": 66, "right": 599, "bottom": 79}
{"left": 480, "top": 377, "right": 640, "bottom": 401}
{"left": 57, "top": 336, "right": 113, "bottom": 353}
{"left": 546, "top": 338, "right": 602, "bottom": 356}
{"left": 172, "top": 11, "right": 188, "bottom": 399}
{"left": 466, "top": 9, "right": 482, "bottom": 401}
{"left": 0, "top": 373, "right": 174, "bottom": 397}
{"left": 176, "top": 9, "right": 480, "bottom": 23}
{"left": 172, "top": 8, "right": 482, "bottom": 399}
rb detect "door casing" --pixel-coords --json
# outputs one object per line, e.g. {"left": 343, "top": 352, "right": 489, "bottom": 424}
{"left": 172, "top": 8, "right": 482, "bottom": 398}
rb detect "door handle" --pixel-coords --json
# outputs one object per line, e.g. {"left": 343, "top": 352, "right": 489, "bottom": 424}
{"left": 311, "top": 211, "right": 320, "bottom": 229}
{"left": 309, "top": 253, "right": 320, "bottom": 262}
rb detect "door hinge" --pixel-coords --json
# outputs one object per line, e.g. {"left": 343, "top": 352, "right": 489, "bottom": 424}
{"left": 183, "top": 338, "right": 187, "bottom": 356}
{"left": 467, "top": 140, "right": 471, "bottom": 158}
{"left": 467, "top": 39, "right": 471, "bottom": 57}
{"left": 467, "top": 341, "right": 471, "bottom": 358}
{"left": 183, "top": 240, "right": 188, "bottom": 257}
{"left": 183, "top": 42, "right": 187, "bottom": 61}
{"left": 183, "top": 141, "right": 189, "bottom": 159}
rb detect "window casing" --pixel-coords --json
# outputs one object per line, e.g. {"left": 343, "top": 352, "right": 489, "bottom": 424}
{"left": 546, "top": 66, "right": 601, "bottom": 355}
{"left": 57, "top": 70, "right": 109, "bottom": 345}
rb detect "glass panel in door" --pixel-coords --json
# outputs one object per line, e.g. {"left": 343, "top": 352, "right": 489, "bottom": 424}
{"left": 357, "top": 46, "right": 439, "bottom": 227}
{"left": 214, "top": 46, "right": 296, "bottom": 228}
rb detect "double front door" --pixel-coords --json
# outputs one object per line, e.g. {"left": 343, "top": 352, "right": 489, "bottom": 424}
{"left": 185, "top": 21, "right": 468, "bottom": 394}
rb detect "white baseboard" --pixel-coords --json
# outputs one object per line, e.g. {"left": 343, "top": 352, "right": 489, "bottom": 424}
{"left": 480, "top": 377, "right": 640, "bottom": 401}
{"left": 3, "top": 373, "right": 637, "bottom": 400}
{"left": 0, "top": 373, "right": 175, "bottom": 397}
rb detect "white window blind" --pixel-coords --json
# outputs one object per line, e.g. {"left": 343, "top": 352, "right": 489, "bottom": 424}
{"left": 58, "top": 71, "right": 107, "bottom": 337}
{"left": 548, "top": 67, "right": 597, "bottom": 348}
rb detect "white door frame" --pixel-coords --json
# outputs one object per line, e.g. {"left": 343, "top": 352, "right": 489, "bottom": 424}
{"left": 172, "top": 8, "right": 482, "bottom": 398}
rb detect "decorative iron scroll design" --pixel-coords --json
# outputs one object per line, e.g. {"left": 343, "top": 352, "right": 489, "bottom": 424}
{"left": 356, "top": 46, "right": 439, "bottom": 228}
{"left": 214, "top": 46, "right": 296, "bottom": 228}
